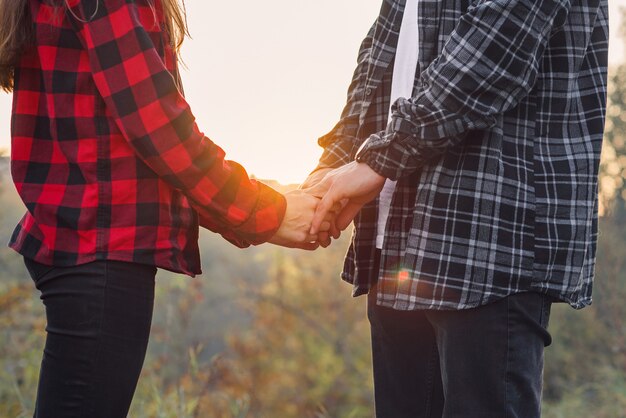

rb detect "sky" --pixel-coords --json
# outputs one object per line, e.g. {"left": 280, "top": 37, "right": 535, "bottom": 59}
{"left": 0, "top": 0, "right": 624, "bottom": 184}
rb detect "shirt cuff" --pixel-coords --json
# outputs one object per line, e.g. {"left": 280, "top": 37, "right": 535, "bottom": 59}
{"left": 232, "top": 181, "right": 287, "bottom": 245}
{"left": 355, "top": 129, "right": 411, "bottom": 181}
{"left": 317, "top": 133, "right": 362, "bottom": 170}
{"left": 199, "top": 181, "right": 286, "bottom": 247}
{"left": 198, "top": 216, "right": 252, "bottom": 248}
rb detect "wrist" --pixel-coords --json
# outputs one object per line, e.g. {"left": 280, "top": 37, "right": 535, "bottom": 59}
{"left": 235, "top": 182, "right": 287, "bottom": 245}
{"left": 355, "top": 133, "right": 408, "bottom": 181}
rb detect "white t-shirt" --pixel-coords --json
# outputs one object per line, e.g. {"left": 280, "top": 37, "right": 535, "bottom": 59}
{"left": 376, "top": 0, "right": 420, "bottom": 249}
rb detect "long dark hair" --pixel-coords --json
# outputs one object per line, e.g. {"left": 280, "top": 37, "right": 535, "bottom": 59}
{"left": 0, "top": 0, "right": 189, "bottom": 92}
{"left": 0, "top": 0, "right": 32, "bottom": 92}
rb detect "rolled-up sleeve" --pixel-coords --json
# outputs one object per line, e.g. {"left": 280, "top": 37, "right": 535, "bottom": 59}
{"left": 357, "top": 0, "right": 571, "bottom": 180}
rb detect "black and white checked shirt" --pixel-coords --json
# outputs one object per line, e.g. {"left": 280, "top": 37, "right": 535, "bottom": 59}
{"left": 315, "top": 0, "right": 609, "bottom": 310}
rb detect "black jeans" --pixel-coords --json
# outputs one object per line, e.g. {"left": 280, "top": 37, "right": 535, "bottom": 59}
{"left": 24, "top": 258, "right": 156, "bottom": 418}
{"left": 368, "top": 286, "right": 553, "bottom": 418}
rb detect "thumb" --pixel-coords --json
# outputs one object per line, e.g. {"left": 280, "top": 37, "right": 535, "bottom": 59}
{"left": 336, "top": 201, "right": 365, "bottom": 230}
{"left": 310, "top": 188, "right": 338, "bottom": 234}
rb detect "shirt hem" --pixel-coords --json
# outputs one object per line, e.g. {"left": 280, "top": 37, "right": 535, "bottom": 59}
{"left": 9, "top": 244, "right": 202, "bottom": 278}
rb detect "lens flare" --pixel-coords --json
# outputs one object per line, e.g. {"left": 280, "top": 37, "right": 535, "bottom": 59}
{"left": 398, "top": 270, "right": 409, "bottom": 282}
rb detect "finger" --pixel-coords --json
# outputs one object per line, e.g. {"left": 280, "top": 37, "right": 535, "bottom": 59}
{"left": 330, "top": 202, "right": 344, "bottom": 238}
{"left": 298, "top": 179, "right": 314, "bottom": 190}
{"left": 310, "top": 190, "right": 338, "bottom": 234}
{"left": 298, "top": 176, "right": 313, "bottom": 190}
{"left": 336, "top": 201, "right": 365, "bottom": 230}
{"left": 318, "top": 232, "right": 331, "bottom": 248}
{"left": 323, "top": 211, "right": 337, "bottom": 222}
{"left": 318, "top": 221, "right": 332, "bottom": 232}
{"left": 294, "top": 241, "right": 320, "bottom": 251}
{"left": 331, "top": 202, "right": 343, "bottom": 213}
{"left": 305, "top": 234, "right": 318, "bottom": 242}
{"left": 330, "top": 221, "right": 341, "bottom": 239}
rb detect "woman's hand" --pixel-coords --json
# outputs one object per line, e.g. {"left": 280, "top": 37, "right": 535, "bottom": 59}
{"left": 268, "top": 190, "right": 331, "bottom": 250}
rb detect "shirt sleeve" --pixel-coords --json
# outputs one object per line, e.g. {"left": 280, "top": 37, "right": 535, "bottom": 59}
{"left": 69, "top": 0, "right": 285, "bottom": 246}
{"left": 356, "top": 0, "right": 571, "bottom": 180}
{"left": 313, "top": 21, "right": 377, "bottom": 173}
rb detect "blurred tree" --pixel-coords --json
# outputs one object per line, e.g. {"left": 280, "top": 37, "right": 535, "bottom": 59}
{"left": 223, "top": 244, "right": 373, "bottom": 418}
{"left": 598, "top": 25, "right": 626, "bottom": 215}
{"left": 0, "top": 154, "right": 44, "bottom": 418}
{"left": 127, "top": 239, "right": 372, "bottom": 418}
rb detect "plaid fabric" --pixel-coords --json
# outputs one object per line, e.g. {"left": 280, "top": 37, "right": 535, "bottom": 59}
{"left": 317, "top": 0, "right": 608, "bottom": 310}
{"left": 9, "top": 0, "right": 286, "bottom": 276}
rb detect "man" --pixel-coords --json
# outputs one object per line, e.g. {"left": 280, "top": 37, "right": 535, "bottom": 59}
{"left": 303, "top": 0, "right": 609, "bottom": 416}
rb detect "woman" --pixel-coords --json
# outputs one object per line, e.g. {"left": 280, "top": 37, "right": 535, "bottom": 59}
{"left": 0, "top": 0, "right": 326, "bottom": 415}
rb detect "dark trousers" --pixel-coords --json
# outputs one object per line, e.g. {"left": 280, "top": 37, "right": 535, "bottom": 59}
{"left": 24, "top": 258, "right": 156, "bottom": 418}
{"left": 368, "top": 286, "right": 553, "bottom": 418}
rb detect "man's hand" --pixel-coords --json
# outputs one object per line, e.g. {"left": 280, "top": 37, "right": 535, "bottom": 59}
{"left": 305, "top": 162, "right": 386, "bottom": 234}
{"left": 268, "top": 190, "right": 331, "bottom": 250}
{"left": 299, "top": 167, "right": 339, "bottom": 248}
{"left": 299, "top": 168, "right": 334, "bottom": 191}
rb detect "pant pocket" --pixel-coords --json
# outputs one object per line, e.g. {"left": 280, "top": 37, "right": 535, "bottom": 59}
{"left": 23, "top": 257, "right": 55, "bottom": 283}
{"left": 539, "top": 296, "right": 553, "bottom": 330}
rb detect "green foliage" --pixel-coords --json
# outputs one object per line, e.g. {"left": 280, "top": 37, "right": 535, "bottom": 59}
{"left": 125, "top": 239, "right": 373, "bottom": 418}
{"left": 0, "top": 282, "right": 44, "bottom": 417}
{"left": 543, "top": 364, "right": 626, "bottom": 418}
{"left": 543, "top": 218, "right": 626, "bottom": 415}
{"left": 224, "top": 247, "right": 373, "bottom": 417}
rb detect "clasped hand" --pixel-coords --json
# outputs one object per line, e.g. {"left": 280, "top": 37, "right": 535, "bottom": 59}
{"left": 269, "top": 162, "right": 385, "bottom": 250}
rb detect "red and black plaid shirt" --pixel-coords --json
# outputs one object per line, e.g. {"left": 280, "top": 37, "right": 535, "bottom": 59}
{"left": 9, "top": 0, "right": 286, "bottom": 276}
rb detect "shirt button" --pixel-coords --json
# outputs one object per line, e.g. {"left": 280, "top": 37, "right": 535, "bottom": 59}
{"left": 365, "top": 87, "right": 373, "bottom": 96}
